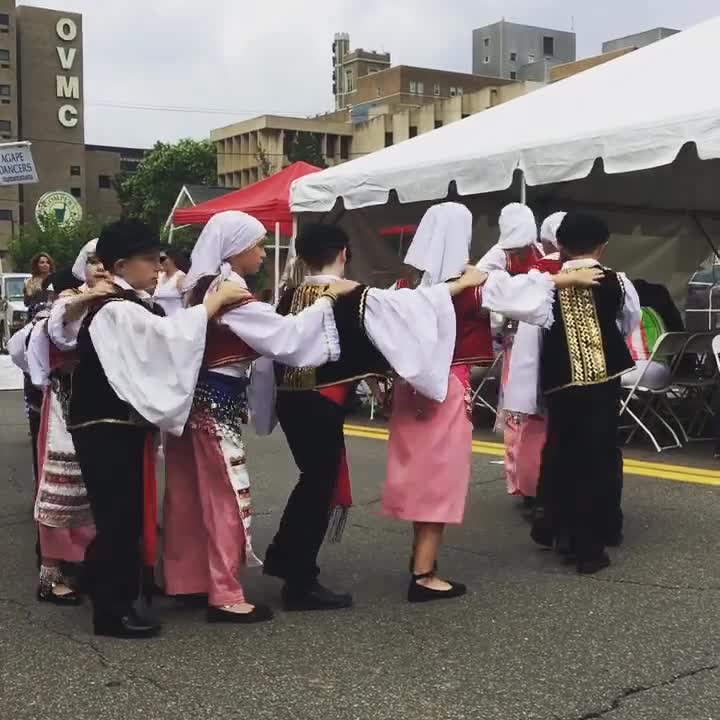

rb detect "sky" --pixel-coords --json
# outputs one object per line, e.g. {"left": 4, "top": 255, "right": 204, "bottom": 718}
{"left": 20, "top": 0, "right": 720, "bottom": 149}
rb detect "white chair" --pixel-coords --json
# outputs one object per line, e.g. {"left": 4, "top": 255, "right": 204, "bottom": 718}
{"left": 620, "top": 332, "right": 690, "bottom": 452}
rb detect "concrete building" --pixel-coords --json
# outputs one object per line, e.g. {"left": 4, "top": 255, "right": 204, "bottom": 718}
{"left": 212, "top": 79, "right": 540, "bottom": 188}
{"left": 602, "top": 27, "right": 679, "bottom": 54}
{"left": 0, "top": 1, "right": 146, "bottom": 266}
{"left": 550, "top": 47, "right": 636, "bottom": 83}
{"left": 472, "top": 20, "right": 576, "bottom": 81}
{"left": 333, "top": 33, "right": 391, "bottom": 110}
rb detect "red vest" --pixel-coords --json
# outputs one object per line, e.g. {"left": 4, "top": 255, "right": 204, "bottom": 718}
{"left": 452, "top": 287, "right": 493, "bottom": 366}
{"left": 533, "top": 255, "right": 562, "bottom": 274}
{"left": 204, "top": 299, "right": 260, "bottom": 369}
{"left": 48, "top": 339, "right": 79, "bottom": 372}
{"left": 506, "top": 245, "right": 544, "bottom": 275}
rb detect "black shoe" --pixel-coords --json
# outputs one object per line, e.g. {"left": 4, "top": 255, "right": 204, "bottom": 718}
{"left": 530, "top": 507, "right": 554, "bottom": 548}
{"left": 93, "top": 609, "right": 161, "bottom": 639}
{"left": 522, "top": 496, "right": 537, "bottom": 510}
{"left": 37, "top": 586, "right": 83, "bottom": 606}
{"left": 407, "top": 573, "right": 467, "bottom": 604}
{"left": 282, "top": 582, "right": 353, "bottom": 612}
{"left": 207, "top": 604, "right": 273, "bottom": 624}
{"left": 577, "top": 552, "right": 611, "bottom": 575}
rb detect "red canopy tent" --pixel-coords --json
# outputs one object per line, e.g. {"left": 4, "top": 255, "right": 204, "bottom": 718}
{"left": 173, "top": 161, "right": 322, "bottom": 236}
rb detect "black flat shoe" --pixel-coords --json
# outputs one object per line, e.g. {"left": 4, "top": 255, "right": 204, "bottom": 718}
{"left": 577, "top": 552, "right": 611, "bottom": 575}
{"left": 36, "top": 586, "right": 83, "bottom": 606}
{"left": 282, "top": 582, "right": 353, "bottom": 612}
{"left": 207, "top": 604, "right": 273, "bottom": 624}
{"left": 93, "top": 609, "right": 161, "bottom": 639}
{"left": 407, "top": 573, "right": 467, "bottom": 604}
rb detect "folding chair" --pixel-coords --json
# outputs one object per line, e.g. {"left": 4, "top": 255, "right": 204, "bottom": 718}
{"left": 666, "top": 332, "right": 719, "bottom": 442}
{"left": 471, "top": 353, "right": 503, "bottom": 418}
{"left": 619, "top": 332, "right": 690, "bottom": 452}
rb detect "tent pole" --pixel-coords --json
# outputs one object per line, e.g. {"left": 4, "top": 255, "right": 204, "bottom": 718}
{"left": 520, "top": 172, "right": 527, "bottom": 204}
{"left": 274, "top": 222, "right": 281, "bottom": 305}
{"left": 168, "top": 224, "right": 175, "bottom": 245}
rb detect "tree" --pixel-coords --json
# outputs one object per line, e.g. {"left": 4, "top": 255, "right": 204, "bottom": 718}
{"left": 9, "top": 215, "right": 105, "bottom": 271}
{"left": 115, "top": 138, "right": 216, "bottom": 231}
{"left": 287, "top": 132, "right": 327, "bottom": 169}
{"left": 256, "top": 144, "right": 274, "bottom": 179}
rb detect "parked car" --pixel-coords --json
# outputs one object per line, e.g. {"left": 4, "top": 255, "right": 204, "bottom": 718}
{"left": 0, "top": 272, "right": 30, "bottom": 352}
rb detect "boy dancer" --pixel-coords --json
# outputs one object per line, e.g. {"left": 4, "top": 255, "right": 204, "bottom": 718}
{"left": 533, "top": 213, "right": 640, "bottom": 573}
{"left": 68, "top": 218, "right": 247, "bottom": 638}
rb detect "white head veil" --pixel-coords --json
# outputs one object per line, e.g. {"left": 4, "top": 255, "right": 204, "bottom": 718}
{"left": 498, "top": 203, "right": 538, "bottom": 251}
{"left": 183, "top": 211, "right": 267, "bottom": 292}
{"left": 72, "top": 238, "right": 99, "bottom": 281}
{"left": 403, "top": 203, "right": 472, "bottom": 287}
{"left": 540, "top": 212, "right": 567, "bottom": 249}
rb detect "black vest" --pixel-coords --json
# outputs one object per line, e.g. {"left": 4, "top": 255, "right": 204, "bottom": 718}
{"left": 541, "top": 268, "right": 634, "bottom": 395}
{"left": 68, "top": 291, "right": 165, "bottom": 430}
{"left": 275, "top": 283, "right": 389, "bottom": 390}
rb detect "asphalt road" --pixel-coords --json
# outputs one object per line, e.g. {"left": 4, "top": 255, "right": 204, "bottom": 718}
{"left": 1, "top": 390, "right": 719, "bottom": 720}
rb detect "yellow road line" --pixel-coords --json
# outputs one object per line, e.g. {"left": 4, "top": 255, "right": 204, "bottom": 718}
{"left": 343, "top": 424, "right": 720, "bottom": 487}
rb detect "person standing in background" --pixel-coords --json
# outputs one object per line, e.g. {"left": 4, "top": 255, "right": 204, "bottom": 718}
{"left": 24, "top": 253, "right": 55, "bottom": 306}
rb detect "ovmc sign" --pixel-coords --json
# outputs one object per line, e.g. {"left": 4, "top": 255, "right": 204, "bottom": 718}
{"left": 55, "top": 17, "right": 80, "bottom": 129}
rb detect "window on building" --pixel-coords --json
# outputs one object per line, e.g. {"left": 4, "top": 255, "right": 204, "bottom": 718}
{"left": 0, "top": 48, "right": 9, "bottom": 65}
{"left": 0, "top": 119, "right": 10, "bottom": 135}
{"left": 483, "top": 37, "right": 490, "bottom": 48}
{"left": 120, "top": 159, "right": 140, "bottom": 173}
{"left": 0, "top": 84, "right": 9, "bottom": 97}
{"left": 433, "top": 83, "right": 440, "bottom": 97}
{"left": 70, "top": 165, "right": 81, "bottom": 176}
{"left": 409, "top": 126, "right": 418, "bottom": 139}
{"left": 345, "top": 69, "right": 354, "bottom": 93}
{"left": 457, "top": 87, "right": 464, "bottom": 96}
{"left": 98, "top": 175, "right": 112, "bottom": 189}
{"left": 510, "top": 52, "right": 517, "bottom": 62}
{"left": 510, "top": 71, "right": 517, "bottom": 80}
{"left": 340, "top": 136, "right": 350, "bottom": 160}
{"left": 409, "top": 80, "right": 417, "bottom": 94}
{"left": 384, "top": 132, "right": 393, "bottom": 148}
{"left": 326, "top": 134, "right": 337, "bottom": 157}
{"left": 0, "top": 209, "right": 12, "bottom": 221}
{"left": 528, "top": 53, "right": 535, "bottom": 64}
{"left": 449, "top": 87, "right": 456, "bottom": 97}
{"left": 70, "top": 187, "right": 81, "bottom": 199}
{"left": 483, "top": 56, "right": 490, "bottom": 64}
{"left": 0, "top": 14, "right": 8, "bottom": 32}
{"left": 543, "top": 36, "right": 555, "bottom": 57}
{"left": 417, "top": 81, "right": 424, "bottom": 95}
{"left": 434, "top": 120, "right": 443, "bottom": 130}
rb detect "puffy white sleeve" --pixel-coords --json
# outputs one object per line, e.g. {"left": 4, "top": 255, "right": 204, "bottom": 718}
{"left": 7, "top": 324, "right": 31, "bottom": 374}
{"left": 26, "top": 320, "right": 51, "bottom": 389}
{"left": 481, "top": 270, "right": 556, "bottom": 329}
{"left": 476, "top": 245, "right": 507, "bottom": 272}
{"left": 47, "top": 296, "right": 85, "bottom": 351}
{"left": 364, "top": 284, "right": 456, "bottom": 403}
{"left": 618, "top": 274, "right": 642, "bottom": 337}
{"left": 89, "top": 302, "right": 209, "bottom": 436}
{"left": 219, "top": 298, "right": 339, "bottom": 367}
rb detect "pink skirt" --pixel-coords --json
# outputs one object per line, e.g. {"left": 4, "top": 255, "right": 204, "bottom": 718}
{"left": 382, "top": 366, "right": 473, "bottom": 525}
{"left": 503, "top": 413, "right": 546, "bottom": 498}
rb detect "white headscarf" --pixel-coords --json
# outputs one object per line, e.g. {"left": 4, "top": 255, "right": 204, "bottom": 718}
{"left": 498, "top": 203, "right": 538, "bottom": 251}
{"left": 183, "top": 211, "right": 266, "bottom": 292}
{"left": 403, "top": 203, "right": 472, "bottom": 287}
{"left": 540, "top": 211, "right": 567, "bottom": 249}
{"left": 72, "top": 238, "right": 98, "bottom": 281}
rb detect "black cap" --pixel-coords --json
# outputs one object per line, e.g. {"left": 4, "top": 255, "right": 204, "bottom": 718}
{"left": 96, "top": 218, "right": 161, "bottom": 271}
{"left": 44, "top": 267, "right": 83, "bottom": 295}
{"left": 295, "top": 224, "right": 351, "bottom": 268}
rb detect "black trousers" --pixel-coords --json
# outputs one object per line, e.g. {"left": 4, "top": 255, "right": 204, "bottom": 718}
{"left": 538, "top": 380, "right": 623, "bottom": 561}
{"left": 72, "top": 424, "right": 146, "bottom": 617}
{"left": 28, "top": 406, "right": 41, "bottom": 569}
{"left": 268, "top": 391, "right": 346, "bottom": 587}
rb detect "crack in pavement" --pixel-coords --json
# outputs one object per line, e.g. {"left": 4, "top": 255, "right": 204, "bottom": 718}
{"left": 566, "top": 662, "right": 719, "bottom": 720}
{"left": 583, "top": 574, "right": 720, "bottom": 594}
{"left": 0, "top": 596, "right": 168, "bottom": 693}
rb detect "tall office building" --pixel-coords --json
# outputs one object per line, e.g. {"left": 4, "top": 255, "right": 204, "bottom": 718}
{"left": 472, "top": 20, "right": 576, "bottom": 81}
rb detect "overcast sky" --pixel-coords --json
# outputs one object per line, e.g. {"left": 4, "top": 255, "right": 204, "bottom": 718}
{"left": 20, "top": 0, "right": 719, "bottom": 149}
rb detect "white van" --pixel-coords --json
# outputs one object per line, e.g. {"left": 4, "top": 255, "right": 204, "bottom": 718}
{"left": 0, "top": 273, "right": 31, "bottom": 352}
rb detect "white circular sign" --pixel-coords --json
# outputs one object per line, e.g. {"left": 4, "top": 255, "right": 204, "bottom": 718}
{"left": 35, "top": 191, "right": 83, "bottom": 229}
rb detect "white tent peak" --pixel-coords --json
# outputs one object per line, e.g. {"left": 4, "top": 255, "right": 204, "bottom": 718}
{"left": 291, "top": 15, "right": 720, "bottom": 212}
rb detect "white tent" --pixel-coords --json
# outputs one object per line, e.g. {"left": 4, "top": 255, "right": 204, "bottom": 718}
{"left": 290, "top": 18, "right": 720, "bottom": 299}
{"left": 292, "top": 17, "right": 720, "bottom": 212}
